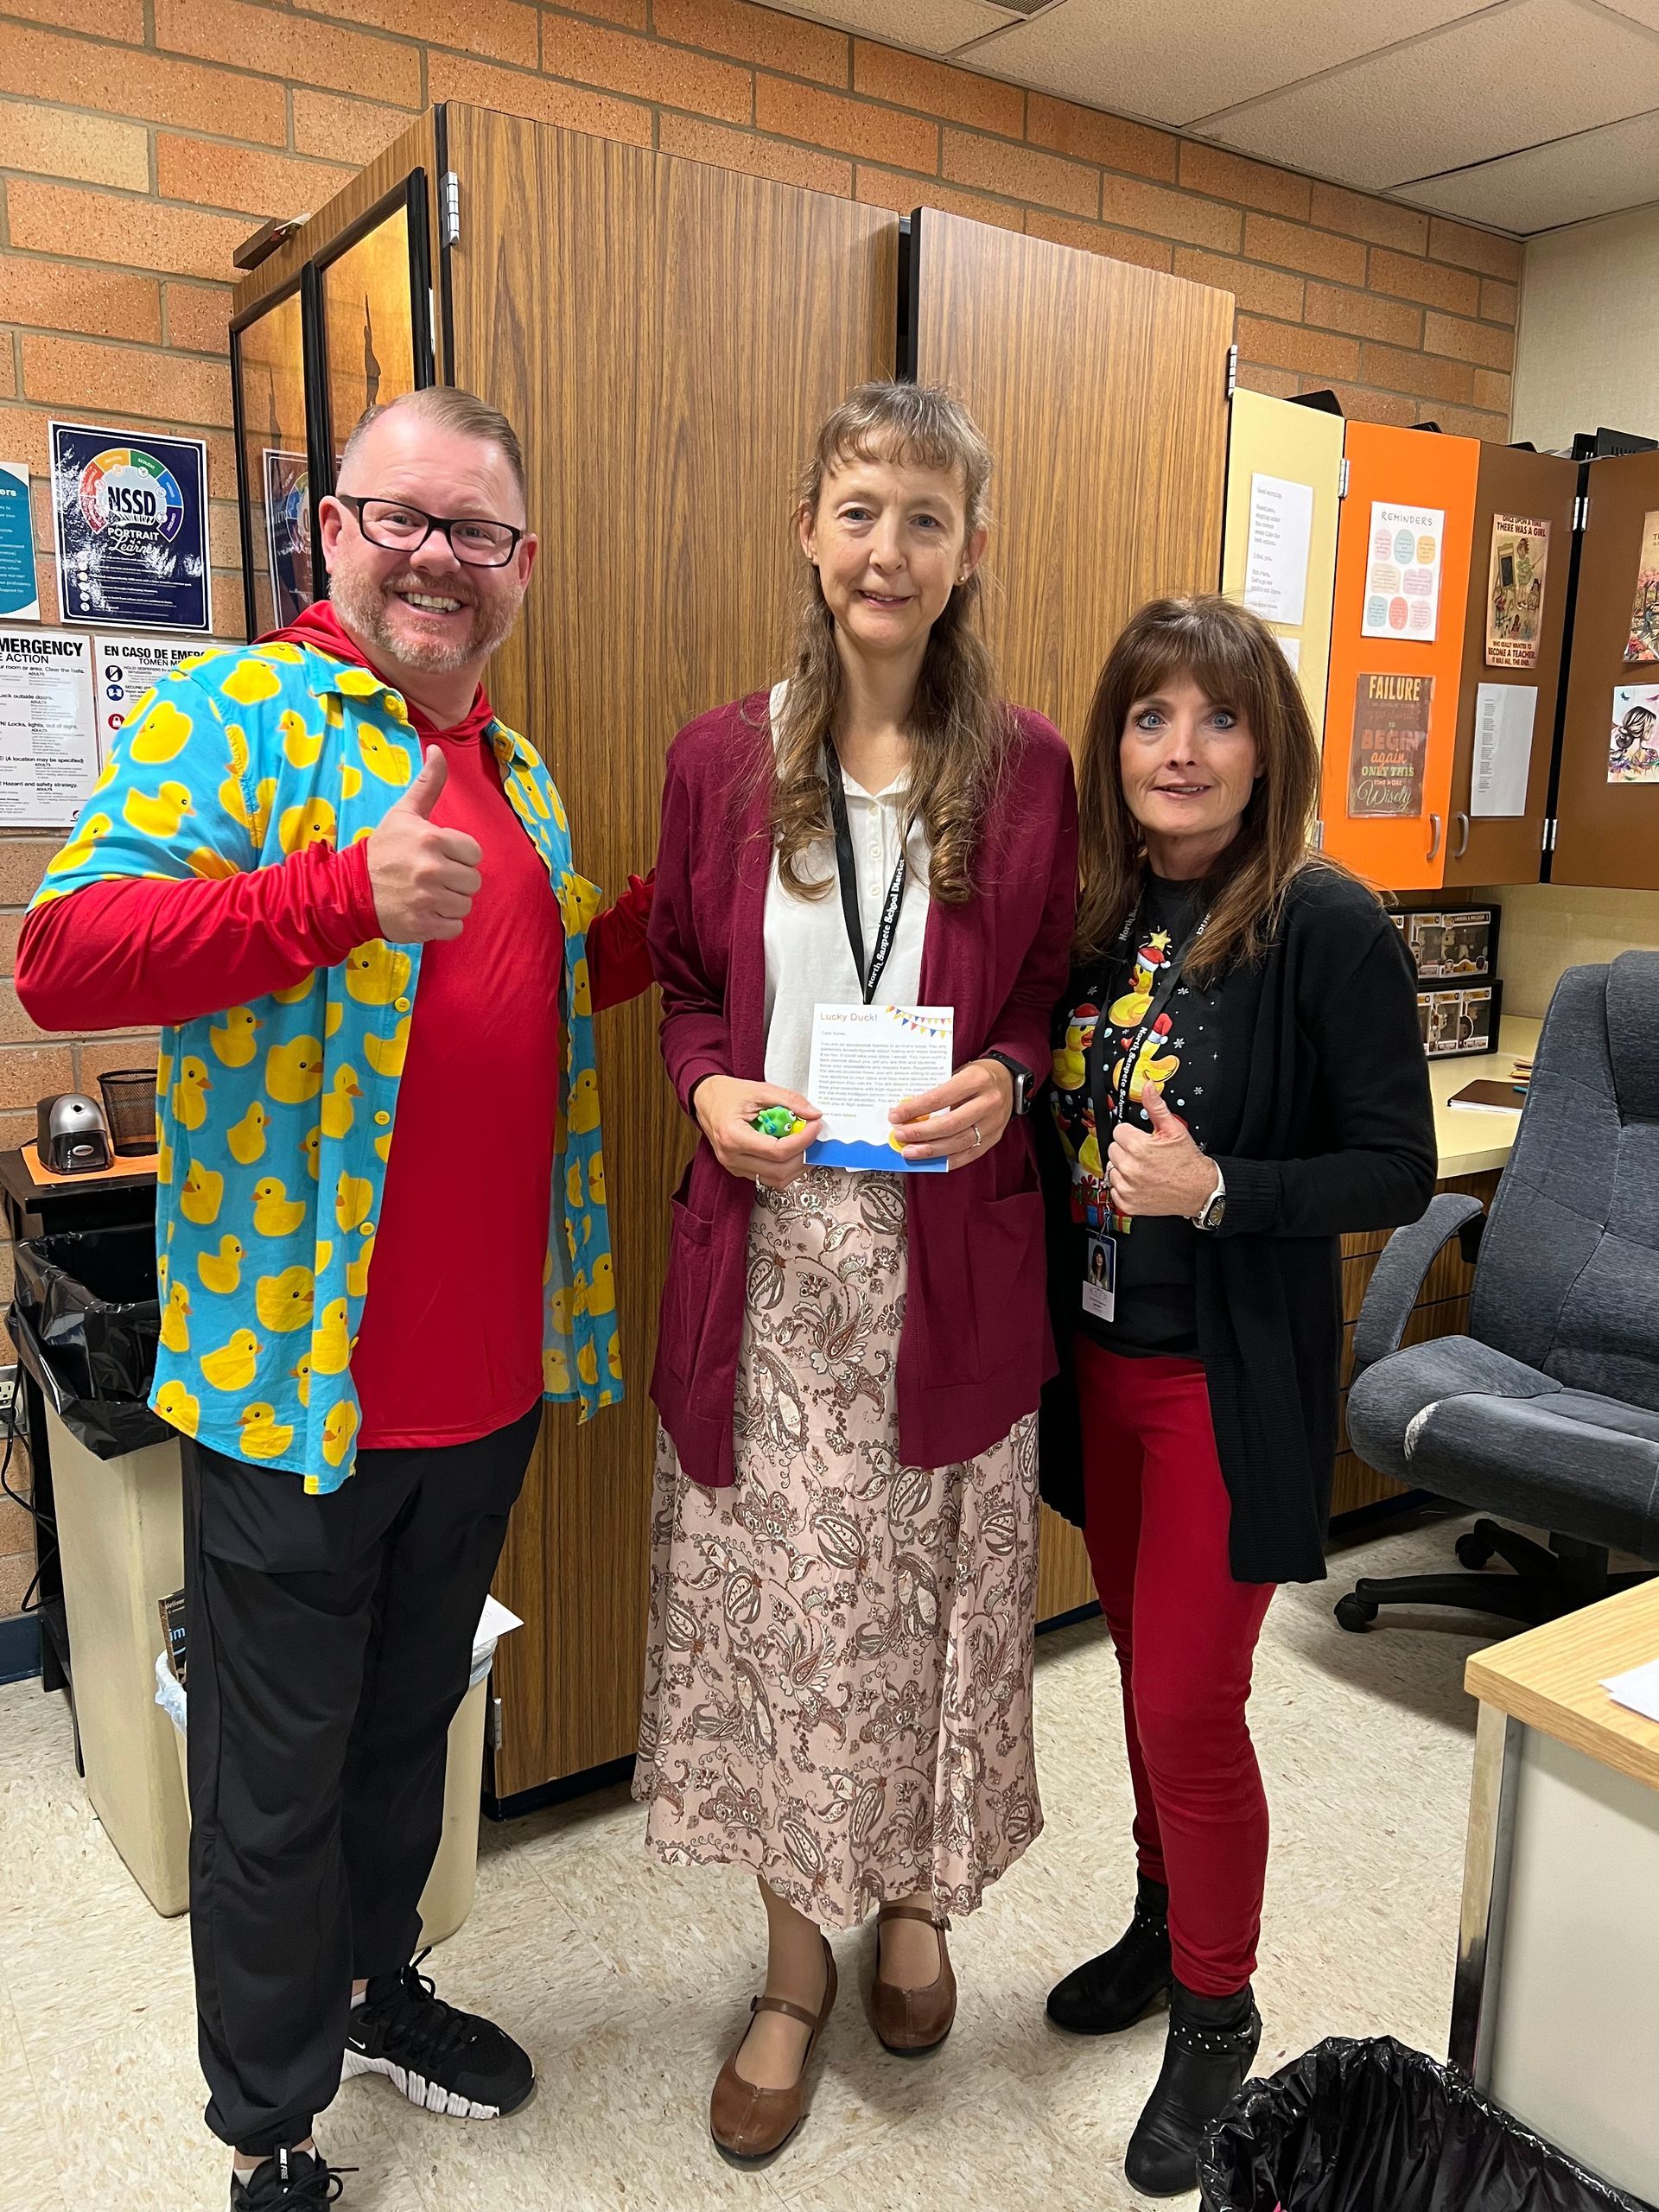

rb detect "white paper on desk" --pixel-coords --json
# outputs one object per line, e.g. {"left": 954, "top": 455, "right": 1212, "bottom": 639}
{"left": 806, "top": 1003, "right": 952, "bottom": 1173}
{"left": 1472, "top": 683, "right": 1537, "bottom": 817}
{"left": 1243, "top": 473, "right": 1313, "bottom": 626}
{"left": 1602, "top": 1655, "right": 1659, "bottom": 1726}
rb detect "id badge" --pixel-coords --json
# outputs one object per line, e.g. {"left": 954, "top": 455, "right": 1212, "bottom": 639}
{"left": 1081, "top": 1232, "right": 1116, "bottom": 1323}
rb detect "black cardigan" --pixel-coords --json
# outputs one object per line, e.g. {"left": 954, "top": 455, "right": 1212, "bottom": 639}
{"left": 1037, "top": 864, "right": 1437, "bottom": 1585}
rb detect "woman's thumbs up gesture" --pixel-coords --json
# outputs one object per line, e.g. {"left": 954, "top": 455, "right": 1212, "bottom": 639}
{"left": 1106, "top": 1081, "right": 1218, "bottom": 1218}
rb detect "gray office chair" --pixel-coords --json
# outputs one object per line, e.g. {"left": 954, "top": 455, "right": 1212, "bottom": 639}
{"left": 1339, "top": 950, "right": 1659, "bottom": 1632}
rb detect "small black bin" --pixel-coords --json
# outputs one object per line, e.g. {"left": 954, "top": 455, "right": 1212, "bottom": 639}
{"left": 1199, "top": 2037, "right": 1652, "bottom": 2212}
{"left": 10, "top": 1224, "right": 169, "bottom": 1459}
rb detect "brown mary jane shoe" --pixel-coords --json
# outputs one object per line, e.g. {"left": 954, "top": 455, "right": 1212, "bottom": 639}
{"left": 709, "top": 1938, "right": 837, "bottom": 2163}
{"left": 871, "top": 1904, "right": 957, "bottom": 2055}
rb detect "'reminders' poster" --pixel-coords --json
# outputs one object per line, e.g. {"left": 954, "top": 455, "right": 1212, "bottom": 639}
{"left": 1624, "top": 511, "right": 1659, "bottom": 664}
{"left": 1349, "top": 671, "right": 1432, "bottom": 817}
{"left": 1484, "top": 513, "right": 1548, "bottom": 668}
{"left": 49, "top": 420, "right": 211, "bottom": 634}
{"left": 1361, "top": 502, "right": 1443, "bottom": 641}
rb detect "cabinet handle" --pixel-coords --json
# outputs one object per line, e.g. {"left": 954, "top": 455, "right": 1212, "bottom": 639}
{"left": 1427, "top": 812, "right": 1443, "bottom": 862}
{"left": 1452, "top": 811, "right": 1470, "bottom": 860}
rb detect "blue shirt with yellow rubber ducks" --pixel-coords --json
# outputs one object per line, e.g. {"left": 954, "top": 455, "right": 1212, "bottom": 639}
{"left": 29, "top": 636, "right": 620, "bottom": 1491}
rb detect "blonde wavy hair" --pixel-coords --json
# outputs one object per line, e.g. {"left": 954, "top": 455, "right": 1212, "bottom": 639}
{"left": 768, "top": 380, "right": 1014, "bottom": 906}
{"left": 1075, "top": 594, "right": 1369, "bottom": 982}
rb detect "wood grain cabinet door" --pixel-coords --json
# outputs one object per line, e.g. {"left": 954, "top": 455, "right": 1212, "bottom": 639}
{"left": 1319, "top": 422, "right": 1480, "bottom": 893}
{"left": 442, "top": 108, "right": 899, "bottom": 1797}
{"left": 1442, "top": 446, "right": 1577, "bottom": 889}
{"left": 906, "top": 207, "right": 1234, "bottom": 1627}
{"left": 1553, "top": 448, "right": 1659, "bottom": 890}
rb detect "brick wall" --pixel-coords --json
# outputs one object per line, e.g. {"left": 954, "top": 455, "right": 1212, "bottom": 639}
{"left": 0, "top": 0, "right": 1522, "bottom": 1615}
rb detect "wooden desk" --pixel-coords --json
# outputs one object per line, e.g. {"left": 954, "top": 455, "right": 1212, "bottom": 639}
{"left": 1456, "top": 1582, "right": 1659, "bottom": 2202}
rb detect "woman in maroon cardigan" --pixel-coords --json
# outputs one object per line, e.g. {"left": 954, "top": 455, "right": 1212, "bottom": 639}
{"left": 636, "top": 381, "right": 1077, "bottom": 2161}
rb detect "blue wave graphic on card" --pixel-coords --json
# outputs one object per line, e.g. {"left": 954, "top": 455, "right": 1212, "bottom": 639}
{"left": 807, "top": 1131, "right": 948, "bottom": 1173}
{"left": 806, "top": 1002, "right": 955, "bottom": 1175}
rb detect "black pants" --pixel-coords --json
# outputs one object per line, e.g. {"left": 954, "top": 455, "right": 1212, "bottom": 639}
{"left": 181, "top": 1404, "right": 540, "bottom": 2155}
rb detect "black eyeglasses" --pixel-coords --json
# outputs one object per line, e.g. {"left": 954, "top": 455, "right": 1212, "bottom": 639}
{"left": 335, "top": 494, "right": 525, "bottom": 569}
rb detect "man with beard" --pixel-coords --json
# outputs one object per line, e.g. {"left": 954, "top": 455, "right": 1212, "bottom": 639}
{"left": 17, "top": 387, "right": 653, "bottom": 2210}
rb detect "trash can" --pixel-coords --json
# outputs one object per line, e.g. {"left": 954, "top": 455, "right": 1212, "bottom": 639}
{"left": 156, "top": 1596, "right": 518, "bottom": 1948}
{"left": 11, "top": 1226, "right": 188, "bottom": 1916}
{"left": 1198, "top": 2037, "right": 1650, "bottom": 2212}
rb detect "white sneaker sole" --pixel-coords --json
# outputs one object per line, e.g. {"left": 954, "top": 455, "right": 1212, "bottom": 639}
{"left": 340, "top": 2046, "right": 506, "bottom": 2119}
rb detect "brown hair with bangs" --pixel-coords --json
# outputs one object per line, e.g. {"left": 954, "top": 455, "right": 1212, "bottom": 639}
{"left": 1075, "top": 594, "right": 1363, "bottom": 981}
{"left": 769, "top": 379, "right": 1013, "bottom": 906}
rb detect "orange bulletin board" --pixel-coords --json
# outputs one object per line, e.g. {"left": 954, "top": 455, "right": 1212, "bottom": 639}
{"left": 1321, "top": 422, "right": 1481, "bottom": 891}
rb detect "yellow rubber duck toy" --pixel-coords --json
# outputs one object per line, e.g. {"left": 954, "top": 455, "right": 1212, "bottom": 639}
{"left": 220, "top": 774, "right": 277, "bottom": 840}
{"left": 123, "top": 781, "right": 194, "bottom": 839}
{"left": 128, "top": 698, "right": 193, "bottom": 765}
{"left": 272, "top": 973, "right": 315, "bottom": 1007}
{"left": 334, "top": 1172, "right": 372, "bottom": 1232}
{"left": 277, "top": 798, "right": 338, "bottom": 855}
{"left": 238, "top": 1402, "right": 295, "bottom": 1460}
{"left": 1125, "top": 1029, "right": 1181, "bottom": 1107}
{"left": 302, "top": 1125, "right": 321, "bottom": 1181}
{"left": 154, "top": 1379, "right": 200, "bottom": 1438}
{"left": 226, "top": 1101, "right": 269, "bottom": 1166}
{"left": 200, "top": 1328, "right": 262, "bottom": 1393}
{"left": 310, "top": 1298, "right": 353, "bottom": 1376}
{"left": 290, "top": 1352, "right": 313, "bottom": 1408}
{"left": 543, "top": 1344, "right": 571, "bottom": 1392}
{"left": 169, "top": 1056, "right": 213, "bottom": 1131}
{"left": 320, "top": 1065, "right": 362, "bottom": 1141}
{"left": 325, "top": 1001, "right": 345, "bottom": 1039}
{"left": 1108, "top": 932, "right": 1173, "bottom": 1027}
{"left": 180, "top": 1161, "right": 223, "bottom": 1225}
{"left": 587, "top": 1251, "right": 616, "bottom": 1316}
{"left": 321, "top": 1399, "right": 359, "bottom": 1467}
{"left": 251, "top": 1177, "right": 308, "bottom": 1237}
{"left": 159, "top": 1281, "right": 191, "bottom": 1354}
{"left": 210, "top": 1006, "right": 263, "bottom": 1069}
{"left": 264, "top": 1034, "right": 324, "bottom": 1106}
{"left": 197, "top": 1234, "right": 244, "bottom": 1296}
{"left": 568, "top": 1067, "right": 601, "bottom": 1134}
{"left": 156, "top": 1129, "right": 174, "bottom": 1186}
{"left": 1077, "top": 1122, "right": 1104, "bottom": 1179}
{"left": 607, "top": 1332, "right": 623, "bottom": 1381}
{"left": 279, "top": 708, "right": 323, "bottom": 769}
{"left": 364, "top": 1016, "right": 410, "bottom": 1079}
{"left": 1052, "top": 1005, "right": 1097, "bottom": 1096}
{"left": 255, "top": 1265, "right": 316, "bottom": 1334}
{"left": 188, "top": 848, "right": 238, "bottom": 880}
{"left": 346, "top": 1229, "right": 375, "bottom": 1300}
{"left": 220, "top": 657, "right": 283, "bottom": 709}
{"left": 45, "top": 812, "right": 111, "bottom": 876}
{"left": 356, "top": 724, "right": 414, "bottom": 787}
{"left": 344, "top": 942, "right": 410, "bottom": 1008}
{"left": 588, "top": 1152, "right": 606, "bottom": 1206}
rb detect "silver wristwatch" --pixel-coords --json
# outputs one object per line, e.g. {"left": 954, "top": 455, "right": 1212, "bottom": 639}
{"left": 1192, "top": 1162, "right": 1227, "bottom": 1232}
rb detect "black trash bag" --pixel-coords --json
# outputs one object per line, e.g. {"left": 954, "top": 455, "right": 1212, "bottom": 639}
{"left": 1199, "top": 2038, "right": 1649, "bottom": 2212}
{"left": 10, "top": 1224, "right": 170, "bottom": 1460}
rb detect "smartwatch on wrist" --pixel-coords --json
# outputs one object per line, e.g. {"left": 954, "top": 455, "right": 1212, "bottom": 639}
{"left": 1192, "top": 1161, "right": 1227, "bottom": 1232}
{"left": 982, "top": 1052, "right": 1033, "bottom": 1116}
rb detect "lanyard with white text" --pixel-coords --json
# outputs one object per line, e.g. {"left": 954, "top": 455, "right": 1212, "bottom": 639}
{"left": 824, "top": 741, "right": 909, "bottom": 1005}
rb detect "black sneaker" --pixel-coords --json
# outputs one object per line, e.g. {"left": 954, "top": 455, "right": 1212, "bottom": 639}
{"left": 342, "top": 1948, "right": 535, "bottom": 2119}
{"left": 230, "top": 2147, "right": 348, "bottom": 2209}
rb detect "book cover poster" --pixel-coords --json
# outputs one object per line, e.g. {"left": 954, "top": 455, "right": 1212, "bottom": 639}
{"left": 1625, "top": 511, "right": 1659, "bottom": 663}
{"left": 1609, "top": 683, "right": 1659, "bottom": 782}
{"left": 1349, "top": 672, "right": 1432, "bottom": 817}
{"left": 1361, "top": 502, "right": 1443, "bottom": 640}
{"left": 1484, "top": 513, "right": 1548, "bottom": 667}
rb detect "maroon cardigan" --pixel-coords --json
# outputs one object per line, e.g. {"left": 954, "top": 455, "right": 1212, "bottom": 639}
{"left": 648, "top": 693, "right": 1079, "bottom": 1489}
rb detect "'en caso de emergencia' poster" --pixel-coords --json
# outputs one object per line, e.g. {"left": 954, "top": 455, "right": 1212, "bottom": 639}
{"left": 1349, "top": 671, "right": 1432, "bottom": 817}
{"left": 1485, "top": 512, "right": 1548, "bottom": 669}
{"left": 49, "top": 420, "right": 211, "bottom": 634}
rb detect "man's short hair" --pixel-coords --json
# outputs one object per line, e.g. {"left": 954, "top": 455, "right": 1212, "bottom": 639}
{"left": 338, "top": 385, "right": 527, "bottom": 506}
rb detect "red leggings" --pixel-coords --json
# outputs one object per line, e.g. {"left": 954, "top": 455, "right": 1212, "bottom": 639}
{"left": 1075, "top": 1338, "right": 1275, "bottom": 1997}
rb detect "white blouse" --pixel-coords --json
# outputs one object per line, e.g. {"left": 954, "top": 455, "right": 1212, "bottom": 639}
{"left": 762, "top": 680, "right": 933, "bottom": 1098}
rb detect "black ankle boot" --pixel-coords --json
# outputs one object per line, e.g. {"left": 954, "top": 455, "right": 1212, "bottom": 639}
{"left": 1124, "top": 1978, "right": 1261, "bottom": 2198}
{"left": 1046, "top": 1877, "right": 1172, "bottom": 2035}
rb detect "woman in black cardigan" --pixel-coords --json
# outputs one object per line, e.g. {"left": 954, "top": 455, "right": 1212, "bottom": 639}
{"left": 1036, "top": 595, "right": 1434, "bottom": 2197}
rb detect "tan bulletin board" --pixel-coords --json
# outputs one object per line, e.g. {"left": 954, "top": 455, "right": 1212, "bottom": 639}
{"left": 1222, "top": 389, "right": 1345, "bottom": 741}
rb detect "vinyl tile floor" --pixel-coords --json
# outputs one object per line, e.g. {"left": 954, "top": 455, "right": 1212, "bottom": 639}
{"left": 0, "top": 1510, "right": 1510, "bottom": 2212}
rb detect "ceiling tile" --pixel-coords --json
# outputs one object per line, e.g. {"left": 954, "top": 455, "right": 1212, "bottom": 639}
{"left": 953, "top": 0, "right": 1487, "bottom": 129}
{"left": 763, "top": 0, "right": 1016, "bottom": 55}
{"left": 1194, "top": 0, "right": 1659, "bottom": 189}
{"left": 1397, "top": 111, "right": 1659, "bottom": 233}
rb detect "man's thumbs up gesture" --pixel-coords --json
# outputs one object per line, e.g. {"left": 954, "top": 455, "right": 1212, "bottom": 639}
{"left": 1106, "top": 1081, "right": 1220, "bottom": 1219}
{"left": 365, "top": 746, "right": 483, "bottom": 943}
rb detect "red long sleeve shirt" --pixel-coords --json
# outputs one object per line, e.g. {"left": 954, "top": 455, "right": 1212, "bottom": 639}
{"left": 18, "top": 633, "right": 654, "bottom": 1452}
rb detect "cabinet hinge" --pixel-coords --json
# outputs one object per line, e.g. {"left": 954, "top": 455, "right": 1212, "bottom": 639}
{"left": 1338, "top": 456, "right": 1350, "bottom": 499}
{"left": 1573, "top": 493, "right": 1588, "bottom": 531}
{"left": 490, "top": 1694, "right": 504, "bottom": 1751}
{"left": 1541, "top": 816, "right": 1558, "bottom": 854}
{"left": 440, "top": 170, "right": 461, "bottom": 249}
{"left": 1225, "top": 343, "right": 1237, "bottom": 399}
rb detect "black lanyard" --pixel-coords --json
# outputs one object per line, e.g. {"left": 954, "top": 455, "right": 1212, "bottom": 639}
{"left": 1085, "top": 900, "right": 1209, "bottom": 1157}
{"left": 823, "top": 741, "right": 909, "bottom": 1005}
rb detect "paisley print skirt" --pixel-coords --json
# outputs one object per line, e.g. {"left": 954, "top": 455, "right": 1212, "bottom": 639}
{"left": 633, "top": 1166, "right": 1042, "bottom": 1930}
